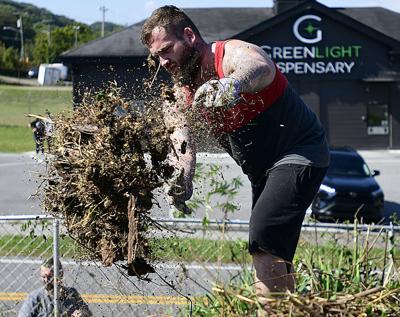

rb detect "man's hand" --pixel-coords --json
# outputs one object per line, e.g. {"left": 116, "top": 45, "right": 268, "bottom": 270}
{"left": 71, "top": 310, "right": 82, "bottom": 317}
{"left": 164, "top": 168, "right": 193, "bottom": 215}
{"left": 165, "top": 168, "right": 192, "bottom": 200}
{"left": 193, "top": 78, "right": 241, "bottom": 109}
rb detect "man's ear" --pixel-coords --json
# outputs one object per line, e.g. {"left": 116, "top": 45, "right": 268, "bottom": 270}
{"left": 183, "top": 27, "right": 196, "bottom": 44}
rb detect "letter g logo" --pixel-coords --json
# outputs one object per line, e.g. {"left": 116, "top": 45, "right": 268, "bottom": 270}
{"left": 293, "top": 15, "right": 322, "bottom": 44}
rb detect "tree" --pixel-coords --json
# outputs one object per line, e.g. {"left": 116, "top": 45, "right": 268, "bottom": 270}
{"left": 0, "top": 41, "right": 19, "bottom": 69}
{"left": 33, "top": 24, "right": 95, "bottom": 65}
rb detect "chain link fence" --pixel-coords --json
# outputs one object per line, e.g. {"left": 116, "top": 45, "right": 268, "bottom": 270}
{"left": 0, "top": 216, "right": 250, "bottom": 316}
{"left": 0, "top": 215, "right": 398, "bottom": 317}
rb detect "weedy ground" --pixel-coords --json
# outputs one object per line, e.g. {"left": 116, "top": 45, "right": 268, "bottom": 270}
{"left": 183, "top": 220, "right": 400, "bottom": 317}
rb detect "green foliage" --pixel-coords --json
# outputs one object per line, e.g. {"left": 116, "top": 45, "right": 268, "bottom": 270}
{"left": 0, "top": 41, "right": 19, "bottom": 69}
{"left": 184, "top": 228, "right": 400, "bottom": 316}
{"left": 33, "top": 24, "right": 96, "bottom": 64}
{"left": 389, "top": 213, "right": 400, "bottom": 225}
{"left": 184, "top": 163, "right": 243, "bottom": 224}
{"left": 20, "top": 218, "right": 50, "bottom": 238}
{"left": 0, "top": 0, "right": 124, "bottom": 67}
{"left": 176, "top": 167, "right": 400, "bottom": 315}
{"left": 0, "top": 0, "right": 75, "bottom": 48}
{"left": 89, "top": 21, "right": 124, "bottom": 35}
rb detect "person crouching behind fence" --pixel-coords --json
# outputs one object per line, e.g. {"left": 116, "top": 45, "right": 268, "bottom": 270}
{"left": 30, "top": 118, "right": 45, "bottom": 155}
{"left": 18, "top": 257, "right": 92, "bottom": 317}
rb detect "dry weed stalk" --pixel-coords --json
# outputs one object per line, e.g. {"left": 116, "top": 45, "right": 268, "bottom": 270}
{"left": 209, "top": 284, "right": 400, "bottom": 316}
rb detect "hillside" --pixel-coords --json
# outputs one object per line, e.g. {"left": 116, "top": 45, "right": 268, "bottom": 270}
{"left": 0, "top": 0, "right": 123, "bottom": 49}
{"left": 90, "top": 21, "right": 124, "bottom": 34}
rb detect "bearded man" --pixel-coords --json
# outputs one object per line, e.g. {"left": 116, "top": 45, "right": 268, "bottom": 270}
{"left": 141, "top": 5, "right": 330, "bottom": 309}
{"left": 18, "top": 258, "right": 91, "bottom": 317}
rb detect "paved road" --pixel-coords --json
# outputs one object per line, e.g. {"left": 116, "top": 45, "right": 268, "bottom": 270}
{"left": 0, "top": 75, "right": 38, "bottom": 86}
{"left": 358, "top": 150, "right": 400, "bottom": 221}
{"left": 0, "top": 258, "right": 241, "bottom": 316}
{"left": 0, "top": 152, "right": 42, "bottom": 214}
{"left": 1, "top": 150, "right": 399, "bottom": 222}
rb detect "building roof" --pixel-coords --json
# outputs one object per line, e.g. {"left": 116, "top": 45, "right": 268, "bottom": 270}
{"left": 61, "top": 8, "right": 274, "bottom": 59}
{"left": 61, "top": 3, "right": 400, "bottom": 61}
{"left": 338, "top": 7, "right": 400, "bottom": 42}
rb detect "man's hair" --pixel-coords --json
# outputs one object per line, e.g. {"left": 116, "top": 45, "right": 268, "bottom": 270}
{"left": 42, "top": 257, "right": 63, "bottom": 272}
{"left": 141, "top": 5, "right": 201, "bottom": 46}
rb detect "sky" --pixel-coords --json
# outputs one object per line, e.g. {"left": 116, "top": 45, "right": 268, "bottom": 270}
{"left": 15, "top": 0, "right": 400, "bottom": 26}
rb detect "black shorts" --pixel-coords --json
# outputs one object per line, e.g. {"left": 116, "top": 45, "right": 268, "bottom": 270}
{"left": 249, "top": 164, "right": 327, "bottom": 263}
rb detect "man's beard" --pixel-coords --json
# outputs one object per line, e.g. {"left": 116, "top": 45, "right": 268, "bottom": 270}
{"left": 44, "top": 281, "right": 54, "bottom": 292}
{"left": 172, "top": 43, "right": 201, "bottom": 87}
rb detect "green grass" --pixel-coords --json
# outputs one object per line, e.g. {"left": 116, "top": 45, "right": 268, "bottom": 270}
{"left": 0, "top": 234, "right": 251, "bottom": 263}
{"left": 150, "top": 237, "right": 251, "bottom": 263}
{"left": 1, "top": 234, "right": 397, "bottom": 267}
{"left": 0, "top": 84, "right": 72, "bottom": 152}
{"left": 0, "top": 85, "right": 72, "bottom": 126}
{"left": 0, "top": 234, "right": 77, "bottom": 258}
{"left": 0, "top": 125, "right": 34, "bottom": 152}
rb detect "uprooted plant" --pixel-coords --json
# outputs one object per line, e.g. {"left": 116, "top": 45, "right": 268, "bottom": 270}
{"left": 41, "top": 83, "right": 180, "bottom": 276}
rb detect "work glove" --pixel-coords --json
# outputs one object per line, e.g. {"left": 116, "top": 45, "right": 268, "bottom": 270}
{"left": 193, "top": 78, "right": 242, "bottom": 109}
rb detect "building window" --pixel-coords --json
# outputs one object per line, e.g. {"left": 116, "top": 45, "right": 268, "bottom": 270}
{"left": 366, "top": 103, "right": 389, "bottom": 135}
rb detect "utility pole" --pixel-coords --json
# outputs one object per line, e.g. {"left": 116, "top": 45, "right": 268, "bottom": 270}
{"left": 4, "top": 16, "right": 24, "bottom": 61}
{"left": 73, "top": 25, "right": 80, "bottom": 47}
{"left": 99, "top": 5, "right": 109, "bottom": 37}
{"left": 16, "top": 16, "right": 24, "bottom": 61}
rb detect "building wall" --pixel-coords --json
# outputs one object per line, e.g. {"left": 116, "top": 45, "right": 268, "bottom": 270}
{"left": 71, "top": 62, "right": 157, "bottom": 105}
{"left": 390, "top": 82, "right": 400, "bottom": 148}
{"left": 243, "top": 7, "right": 400, "bottom": 149}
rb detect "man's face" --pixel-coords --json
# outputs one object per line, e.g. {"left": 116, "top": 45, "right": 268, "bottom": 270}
{"left": 40, "top": 266, "right": 62, "bottom": 292}
{"left": 149, "top": 26, "right": 201, "bottom": 86}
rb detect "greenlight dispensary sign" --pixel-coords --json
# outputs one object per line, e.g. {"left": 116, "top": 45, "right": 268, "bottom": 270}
{"left": 262, "top": 15, "right": 362, "bottom": 75}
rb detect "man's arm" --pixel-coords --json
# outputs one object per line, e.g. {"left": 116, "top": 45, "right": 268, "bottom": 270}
{"left": 221, "top": 39, "right": 276, "bottom": 94}
{"left": 163, "top": 98, "right": 196, "bottom": 201}
{"left": 193, "top": 40, "right": 276, "bottom": 109}
{"left": 18, "top": 292, "right": 38, "bottom": 317}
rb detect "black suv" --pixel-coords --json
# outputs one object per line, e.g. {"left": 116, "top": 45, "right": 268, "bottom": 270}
{"left": 311, "top": 147, "right": 384, "bottom": 223}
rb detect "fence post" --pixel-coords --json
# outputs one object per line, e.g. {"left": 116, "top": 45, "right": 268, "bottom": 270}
{"left": 53, "top": 219, "right": 60, "bottom": 317}
{"left": 28, "top": 90, "right": 32, "bottom": 122}
{"left": 389, "top": 221, "right": 394, "bottom": 267}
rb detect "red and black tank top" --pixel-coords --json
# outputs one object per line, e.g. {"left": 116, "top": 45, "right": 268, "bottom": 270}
{"left": 207, "top": 40, "right": 288, "bottom": 133}
{"left": 185, "top": 40, "right": 329, "bottom": 183}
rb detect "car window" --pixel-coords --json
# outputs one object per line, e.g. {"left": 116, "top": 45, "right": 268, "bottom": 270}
{"left": 328, "top": 153, "right": 371, "bottom": 177}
